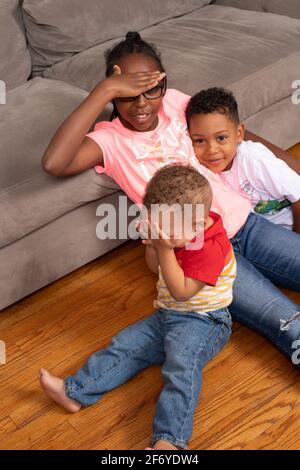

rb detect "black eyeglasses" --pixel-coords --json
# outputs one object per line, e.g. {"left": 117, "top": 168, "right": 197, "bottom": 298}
{"left": 117, "top": 77, "right": 166, "bottom": 103}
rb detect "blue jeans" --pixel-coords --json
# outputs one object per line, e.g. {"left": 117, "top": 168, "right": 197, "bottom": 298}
{"left": 230, "top": 213, "right": 300, "bottom": 364}
{"left": 65, "top": 307, "right": 232, "bottom": 449}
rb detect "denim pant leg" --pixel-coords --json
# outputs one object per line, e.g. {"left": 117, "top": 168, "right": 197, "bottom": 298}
{"left": 65, "top": 311, "right": 165, "bottom": 406}
{"left": 229, "top": 252, "right": 300, "bottom": 366}
{"left": 232, "top": 213, "right": 300, "bottom": 291}
{"left": 151, "top": 309, "right": 232, "bottom": 449}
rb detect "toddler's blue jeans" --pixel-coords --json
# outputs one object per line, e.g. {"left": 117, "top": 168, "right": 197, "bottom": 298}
{"left": 65, "top": 307, "right": 232, "bottom": 449}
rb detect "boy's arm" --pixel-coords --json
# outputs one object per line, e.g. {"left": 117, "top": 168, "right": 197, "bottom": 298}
{"left": 292, "top": 200, "right": 300, "bottom": 234}
{"left": 244, "top": 130, "right": 300, "bottom": 176}
{"left": 157, "top": 246, "right": 204, "bottom": 302}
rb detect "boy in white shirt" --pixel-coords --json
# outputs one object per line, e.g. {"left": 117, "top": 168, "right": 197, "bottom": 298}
{"left": 186, "top": 87, "right": 300, "bottom": 232}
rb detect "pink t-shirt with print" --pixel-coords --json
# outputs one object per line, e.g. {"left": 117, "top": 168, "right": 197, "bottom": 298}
{"left": 86, "top": 89, "right": 251, "bottom": 239}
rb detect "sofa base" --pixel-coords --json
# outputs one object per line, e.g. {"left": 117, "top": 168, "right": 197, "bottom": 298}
{"left": 0, "top": 191, "right": 131, "bottom": 312}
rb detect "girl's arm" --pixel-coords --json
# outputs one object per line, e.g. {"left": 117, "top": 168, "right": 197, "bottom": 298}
{"left": 292, "top": 200, "right": 300, "bottom": 234}
{"left": 42, "top": 68, "right": 165, "bottom": 176}
{"left": 42, "top": 81, "right": 111, "bottom": 176}
{"left": 156, "top": 246, "right": 204, "bottom": 302}
{"left": 245, "top": 130, "right": 300, "bottom": 176}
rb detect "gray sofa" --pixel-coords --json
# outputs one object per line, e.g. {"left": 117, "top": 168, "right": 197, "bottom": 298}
{"left": 1, "top": 0, "right": 300, "bottom": 311}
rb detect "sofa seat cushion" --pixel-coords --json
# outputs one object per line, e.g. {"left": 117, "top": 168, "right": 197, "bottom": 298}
{"left": 0, "top": 76, "right": 120, "bottom": 248}
{"left": 214, "top": 0, "right": 300, "bottom": 19}
{"left": 43, "top": 5, "right": 300, "bottom": 121}
{"left": 0, "top": 170, "right": 120, "bottom": 249}
{"left": 22, "top": 0, "right": 212, "bottom": 74}
{"left": 0, "top": 0, "right": 31, "bottom": 90}
{"left": 147, "top": 5, "right": 300, "bottom": 120}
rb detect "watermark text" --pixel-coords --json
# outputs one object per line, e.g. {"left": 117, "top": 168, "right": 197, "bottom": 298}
{"left": 0, "top": 340, "right": 6, "bottom": 365}
{"left": 96, "top": 197, "right": 205, "bottom": 250}
{"left": 0, "top": 80, "right": 6, "bottom": 104}
{"left": 291, "top": 80, "right": 300, "bottom": 105}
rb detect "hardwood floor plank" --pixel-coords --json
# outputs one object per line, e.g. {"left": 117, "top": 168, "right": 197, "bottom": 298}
{"left": 237, "top": 433, "right": 283, "bottom": 450}
{"left": 288, "top": 143, "right": 300, "bottom": 157}
{"left": 0, "top": 416, "right": 80, "bottom": 450}
{"left": 203, "top": 379, "right": 300, "bottom": 450}
{"left": 189, "top": 340, "right": 298, "bottom": 449}
{"left": 0, "top": 276, "right": 88, "bottom": 324}
{"left": 28, "top": 421, "right": 80, "bottom": 451}
{"left": 260, "top": 406, "right": 300, "bottom": 449}
{"left": 0, "top": 417, "right": 17, "bottom": 441}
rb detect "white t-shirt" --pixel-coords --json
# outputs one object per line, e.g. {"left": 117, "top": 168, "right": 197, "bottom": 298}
{"left": 219, "top": 140, "right": 300, "bottom": 230}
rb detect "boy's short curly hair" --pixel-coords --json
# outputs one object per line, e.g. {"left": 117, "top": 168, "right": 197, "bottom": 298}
{"left": 185, "top": 87, "right": 240, "bottom": 126}
{"left": 143, "top": 164, "right": 212, "bottom": 212}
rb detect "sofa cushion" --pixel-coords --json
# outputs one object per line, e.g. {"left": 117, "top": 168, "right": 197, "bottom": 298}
{"left": 225, "top": 50, "right": 300, "bottom": 123}
{"left": 0, "top": 0, "right": 31, "bottom": 90}
{"left": 42, "top": 37, "right": 120, "bottom": 92}
{"left": 22, "top": 0, "right": 212, "bottom": 74}
{"left": 0, "top": 169, "right": 120, "bottom": 249}
{"left": 43, "top": 5, "right": 300, "bottom": 122}
{"left": 152, "top": 5, "right": 300, "bottom": 120}
{"left": 214, "top": 0, "right": 300, "bottom": 19}
{"left": 41, "top": 36, "right": 120, "bottom": 91}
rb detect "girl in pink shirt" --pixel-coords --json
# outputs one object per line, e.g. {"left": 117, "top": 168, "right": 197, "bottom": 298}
{"left": 42, "top": 31, "right": 300, "bottom": 425}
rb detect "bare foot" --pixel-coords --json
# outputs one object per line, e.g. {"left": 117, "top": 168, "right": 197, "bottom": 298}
{"left": 39, "top": 368, "right": 81, "bottom": 413}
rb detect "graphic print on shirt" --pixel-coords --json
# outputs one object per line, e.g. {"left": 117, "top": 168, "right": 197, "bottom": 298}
{"left": 134, "top": 118, "right": 191, "bottom": 166}
{"left": 240, "top": 179, "right": 291, "bottom": 215}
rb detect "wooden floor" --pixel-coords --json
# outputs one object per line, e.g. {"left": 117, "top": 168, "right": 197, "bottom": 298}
{"left": 1, "top": 144, "right": 300, "bottom": 450}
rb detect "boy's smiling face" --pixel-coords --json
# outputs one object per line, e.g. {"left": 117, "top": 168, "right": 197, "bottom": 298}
{"left": 189, "top": 112, "right": 245, "bottom": 173}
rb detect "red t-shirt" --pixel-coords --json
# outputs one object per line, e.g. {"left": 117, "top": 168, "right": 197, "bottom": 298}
{"left": 175, "top": 212, "right": 232, "bottom": 287}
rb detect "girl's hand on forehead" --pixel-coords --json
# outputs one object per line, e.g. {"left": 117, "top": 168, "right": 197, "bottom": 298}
{"left": 107, "top": 64, "right": 166, "bottom": 99}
